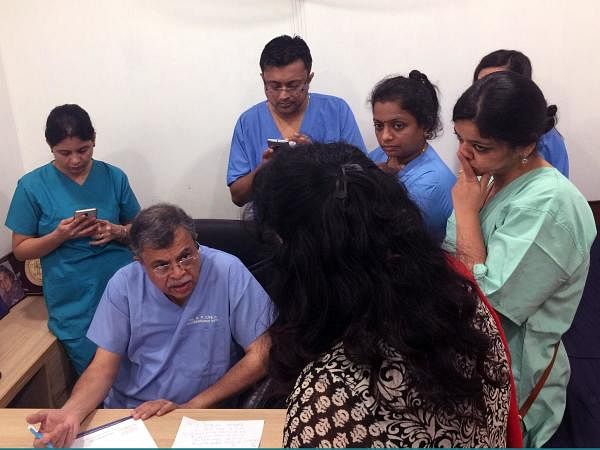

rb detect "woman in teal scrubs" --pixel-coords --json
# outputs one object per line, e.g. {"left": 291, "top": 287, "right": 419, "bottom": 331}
{"left": 5, "top": 104, "right": 140, "bottom": 374}
{"left": 443, "top": 72, "right": 596, "bottom": 447}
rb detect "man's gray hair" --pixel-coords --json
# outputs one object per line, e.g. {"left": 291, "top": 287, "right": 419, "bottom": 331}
{"left": 129, "top": 203, "right": 197, "bottom": 256}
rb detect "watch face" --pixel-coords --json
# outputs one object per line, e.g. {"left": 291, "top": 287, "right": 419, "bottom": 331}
{"left": 24, "top": 259, "right": 43, "bottom": 287}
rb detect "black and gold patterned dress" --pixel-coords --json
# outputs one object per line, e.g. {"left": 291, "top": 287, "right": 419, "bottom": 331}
{"left": 283, "top": 301, "right": 510, "bottom": 447}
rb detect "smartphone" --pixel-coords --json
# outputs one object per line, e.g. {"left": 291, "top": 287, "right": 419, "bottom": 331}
{"left": 74, "top": 208, "right": 97, "bottom": 220}
{"left": 267, "top": 138, "right": 295, "bottom": 151}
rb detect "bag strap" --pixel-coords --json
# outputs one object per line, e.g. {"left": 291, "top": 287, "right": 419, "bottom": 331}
{"left": 519, "top": 342, "right": 560, "bottom": 419}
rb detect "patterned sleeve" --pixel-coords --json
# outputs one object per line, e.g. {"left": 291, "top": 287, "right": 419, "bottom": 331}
{"left": 284, "top": 366, "right": 375, "bottom": 448}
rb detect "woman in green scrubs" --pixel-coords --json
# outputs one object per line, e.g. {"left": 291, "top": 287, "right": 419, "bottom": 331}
{"left": 5, "top": 104, "right": 140, "bottom": 374}
{"left": 443, "top": 72, "right": 596, "bottom": 447}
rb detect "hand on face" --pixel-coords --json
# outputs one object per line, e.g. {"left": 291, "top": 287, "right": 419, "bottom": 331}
{"left": 27, "top": 410, "right": 80, "bottom": 448}
{"left": 377, "top": 157, "right": 404, "bottom": 175}
{"left": 54, "top": 215, "right": 98, "bottom": 243}
{"left": 452, "top": 152, "right": 492, "bottom": 214}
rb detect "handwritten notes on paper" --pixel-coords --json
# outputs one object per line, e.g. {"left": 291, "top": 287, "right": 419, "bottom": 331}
{"left": 70, "top": 417, "right": 157, "bottom": 448}
{"left": 171, "top": 416, "right": 264, "bottom": 448}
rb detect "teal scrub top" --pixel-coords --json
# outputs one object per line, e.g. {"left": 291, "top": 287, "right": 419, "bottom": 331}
{"left": 443, "top": 168, "right": 596, "bottom": 447}
{"left": 5, "top": 160, "right": 141, "bottom": 341}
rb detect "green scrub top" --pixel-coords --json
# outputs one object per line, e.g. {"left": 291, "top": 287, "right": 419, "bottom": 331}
{"left": 5, "top": 160, "right": 140, "bottom": 363}
{"left": 444, "top": 168, "right": 596, "bottom": 447}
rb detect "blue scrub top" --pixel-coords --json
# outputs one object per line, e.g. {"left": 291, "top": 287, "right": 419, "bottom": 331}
{"left": 87, "top": 245, "right": 274, "bottom": 408}
{"left": 369, "top": 145, "right": 455, "bottom": 242}
{"left": 538, "top": 127, "right": 569, "bottom": 178}
{"left": 5, "top": 160, "right": 140, "bottom": 340}
{"left": 227, "top": 92, "right": 366, "bottom": 185}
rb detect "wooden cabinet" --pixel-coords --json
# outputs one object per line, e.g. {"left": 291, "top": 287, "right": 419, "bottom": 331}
{"left": 0, "top": 296, "right": 74, "bottom": 408}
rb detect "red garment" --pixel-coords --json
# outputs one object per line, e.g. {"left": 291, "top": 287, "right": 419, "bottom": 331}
{"left": 448, "top": 255, "right": 524, "bottom": 448}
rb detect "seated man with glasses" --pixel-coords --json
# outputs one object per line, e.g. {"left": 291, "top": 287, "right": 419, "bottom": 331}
{"left": 26, "top": 203, "right": 273, "bottom": 448}
{"left": 227, "top": 34, "right": 366, "bottom": 206}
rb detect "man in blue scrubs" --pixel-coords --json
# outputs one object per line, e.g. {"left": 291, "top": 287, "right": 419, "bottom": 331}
{"left": 227, "top": 35, "right": 366, "bottom": 206}
{"left": 26, "top": 204, "right": 273, "bottom": 448}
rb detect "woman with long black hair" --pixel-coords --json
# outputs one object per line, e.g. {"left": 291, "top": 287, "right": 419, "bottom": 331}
{"left": 252, "top": 142, "right": 521, "bottom": 447}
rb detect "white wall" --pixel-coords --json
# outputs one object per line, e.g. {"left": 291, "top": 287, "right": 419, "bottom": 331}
{"left": 301, "top": 0, "right": 600, "bottom": 198}
{"left": 0, "top": 49, "right": 23, "bottom": 254}
{"left": 0, "top": 0, "right": 599, "bottom": 251}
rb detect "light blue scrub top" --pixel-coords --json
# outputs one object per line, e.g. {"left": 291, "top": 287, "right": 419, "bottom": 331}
{"left": 369, "top": 145, "right": 456, "bottom": 242}
{"left": 538, "top": 127, "right": 569, "bottom": 178}
{"left": 5, "top": 161, "right": 140, "bottom": 341}
{"left": 227, "top": 92, "right": 366, "bottom": 185}
{"left": 87, "top": 246, "right": 273, "bottom": 408}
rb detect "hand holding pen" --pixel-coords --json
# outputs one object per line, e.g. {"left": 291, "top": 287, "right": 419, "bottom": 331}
{"left": 27, "top": 425, "right": 54, "bottom": 448}
{"left": 27, "top": 410, "right": 80, "bottom": 448}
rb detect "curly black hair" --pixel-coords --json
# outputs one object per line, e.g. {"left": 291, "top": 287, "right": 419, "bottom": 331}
{"left": 251, "top": 142, "right": 505, "bottom": 413}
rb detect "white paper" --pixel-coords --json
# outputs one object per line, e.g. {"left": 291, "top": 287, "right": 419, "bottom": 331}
{"left": 171, "top": 416, "right": 264, "bottom": 448}
{"left": 70, "top": 417, "right": 158, "bottom": 448}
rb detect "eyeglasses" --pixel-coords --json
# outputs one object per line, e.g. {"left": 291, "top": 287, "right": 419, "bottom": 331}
{"left": 151, "top": 242, "right": 200, "bottom": 277}
{"left": 263, "top": 78, "right": 309, "bottom": 94}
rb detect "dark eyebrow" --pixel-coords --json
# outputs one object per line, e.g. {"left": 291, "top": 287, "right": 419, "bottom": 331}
{"left": 151, "top": 259, "right": 169, "bottom": 267}
{"left": 266, "top": 79, "right": 304, "bottom": 85}
{"left": 375, "top": 118, "right": 406, "bottom": 125}
{"left": 178, "top": 248, "right": 192, "bottom": 257}
{"left": 54, "top": 145, "right": 90, "bottom": 153}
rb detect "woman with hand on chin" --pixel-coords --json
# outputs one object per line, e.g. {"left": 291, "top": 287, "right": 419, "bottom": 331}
{"left": 368, "top": 70, "right": 455, "bottom": 242}
{"left": 5, "top": 104, "right": 140, "bottom": 374}
{"left": 444, "top": 71, "right": 596, "bottom": 447}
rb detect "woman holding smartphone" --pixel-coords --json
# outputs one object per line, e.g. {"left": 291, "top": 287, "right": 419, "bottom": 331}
{"left": 5, "top": 104, "right": 140, "bottom": 374}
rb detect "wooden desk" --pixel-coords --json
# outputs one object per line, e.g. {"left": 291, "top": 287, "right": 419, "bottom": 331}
{"left": 0, "top": 296, "right": 72, "bottom": 408}
{"left": 0, "top": 408, "right": 286, "bottom": 447}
